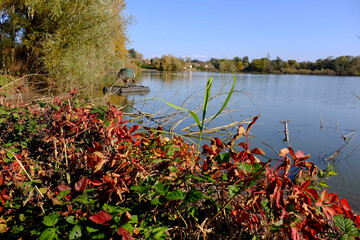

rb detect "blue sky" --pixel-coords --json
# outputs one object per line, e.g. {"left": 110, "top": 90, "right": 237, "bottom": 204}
{"left": 125, "top": 0, "right": 360, "bottom": 61}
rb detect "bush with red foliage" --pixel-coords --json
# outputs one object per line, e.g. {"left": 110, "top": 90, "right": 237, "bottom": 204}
{"left": 0, "top": 93, "right": 359, "bottom": 239}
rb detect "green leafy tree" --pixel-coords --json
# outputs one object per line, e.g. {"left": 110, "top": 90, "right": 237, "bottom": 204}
{"left": 128, "top": 48, "right": 137, "bottom": 59}
{"left": 152, "top": 57, "right": 161, "bottom": 69}
{"left": 249, "top": 58, "right": 271, "bottom": 73}
{"left": 288, "top": 59, "right": 298, "bottom": 68}
{"left": 273, "top": 56, "right": 284, "bottom": 71}
{"left": 236, "top": 61, "right": 243, "bottom": 71}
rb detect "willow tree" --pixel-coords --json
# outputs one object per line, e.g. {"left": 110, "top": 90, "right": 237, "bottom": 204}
{"left": 0, "top": 0, "right": 130, "bottom": 91}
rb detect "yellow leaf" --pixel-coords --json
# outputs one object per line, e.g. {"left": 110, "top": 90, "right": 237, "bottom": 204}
{"left": 52, "top": 198, "right": 62, "bottom": 205}
{"left": 39, "top": 187, "right": 48, "bottom": 194}
{"left": 0, "top": 224, "right": 7, "bottom": 233}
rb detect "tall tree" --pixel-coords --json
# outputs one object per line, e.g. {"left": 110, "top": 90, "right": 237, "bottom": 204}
{"left": 0, "top": 0, "right": 130, "bottom": 91}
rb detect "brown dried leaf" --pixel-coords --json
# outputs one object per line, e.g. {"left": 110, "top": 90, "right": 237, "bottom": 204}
{"left": 279, "top": 148, "right": 290, "bottom": 157}
{"left": 94, "top": 151, "right": 106, "bottom": 159}
{"left": 93, "top": 160, "right": 106, "bottom": 173}
{"left": 250, "top": 148, "right": 265, "bottom": 155}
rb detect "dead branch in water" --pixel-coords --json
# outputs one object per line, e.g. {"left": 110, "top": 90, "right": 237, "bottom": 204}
{"left": 324, "top": 132, "right": 358, "bottom": 161}
{"left": 282, "top": 120, "right": 290, "bottom": 142}
{"left": 181, "top": 119, "right": 251, "bottom": 137}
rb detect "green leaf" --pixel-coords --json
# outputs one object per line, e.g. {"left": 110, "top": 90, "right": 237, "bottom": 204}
{"left": 0, "top": 109, "right": 8, "bottom": 115}
{"left": 201, "top": 77, "right": 213, "bottom": 128}
{"left": 86, "top": 226, "right": 99, "bottom": 233}
{"left": 340, "top": 234, "right": 355, "bottom": 240}
{"left": 151, "top": 197, "right": 160, "bottom": 205}
{"left": 168, "top": 166, "right": 178, "bottom": 172}
{"left": 153, "top": 182, "right": 166, "bottom": 195}
{"left": 327, "top": 163, "right": 338, "bottom": 176}
{"left": 207, "top": 74, "right": 236, "bottom": 125}
{"left": 6, "top": 151, "right": 14, "bottom": 159}
{"left": 251, "top": 163, "right": 263, "bottom": 173}
{"left": 0, "top": 118, "right": 6, "bottom": 123}
{"left": 3, "top": 158, "right": 11, "bottom": 163}
{"left": 238, "top": 163, "right": 252, "bottom": 172}
{"left": 129, "top": 214, "right": 138, "bottom": 224}
{"left": 13, "top": 225, "right": 25, "bottom": 234}
{"left": 166, "top": 189, "right": 186, "bottom": 201}
{"left": 228, "top": 185, "right": 239, "bottom": 198}
{"left": 319, "top": 180, "right": 329, "bottom": 188}
{"left": 151, "top": 197, "right": 166, "bottom": 205}
{"left": 149, "top": 97, "right": 201, "bottom": 131}
{"left": 334, "top": 215, "right": 360, "bottom": 236}
{"left": 185, "top": 190, "right": 204, "bottom": 203}
{"left": 221, "top": 174, "right": 228, "bottom": 181}
{"left": 57, "top": 189, "right": 71, "bottom": 199}
{"left": 270, "top": 220, "right": 284, "bottom": 233}
{"left": 215, "top": 152, "right": 230, "bottom": 164}
{"left": 130, "top": 185, "right": 151, "bottom": 193}
{"left": 39, "top": 228, "right": 58, "bottom": 240}
{"left": 66, "top": 216, "right": 78, "bottom": 225}
{"left": 43, "top": 213, "right": 60, "bottom": 227}
{"left": 152, "top": 226, "right": 168, "bottom": 239}
{"left": 91, "top": 232, "right": 106, "bottom": 239}
{"left": 19, "top": 214, "right": 26, "bottom": 222}
{"left": 38, "top": 101, "right": 45, "bottom": 108}
{"left": 328, "top": 169, "right": 338, "bottom": 176}
{"left": 69, "top": 225, "right": 82, "bottom": 239}
{"left": 102, "top": 203, "right": 127, "bottom": 214}
{"left": 187, "top": 206, "right": 199, "bottom": 219}
{"left": 317, "top": 169, "right": 326, "bottom": 178}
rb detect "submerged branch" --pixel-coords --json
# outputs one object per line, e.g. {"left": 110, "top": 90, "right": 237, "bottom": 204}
{"left": 324, "top": 132, "right": 358, "bottom": 161}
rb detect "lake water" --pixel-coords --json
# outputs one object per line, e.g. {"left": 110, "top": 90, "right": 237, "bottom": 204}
{"left": 102, "top": 71, "right": 360, "bottom": 210}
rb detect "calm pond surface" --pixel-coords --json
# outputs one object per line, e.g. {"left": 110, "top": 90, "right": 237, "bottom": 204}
{"left": 101, "top": 71, "right": 360, "bottom": 210}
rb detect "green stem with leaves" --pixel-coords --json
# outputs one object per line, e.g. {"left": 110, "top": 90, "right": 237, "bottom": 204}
{"left": 150, "top": 75, "right": 236, "bottom": 154}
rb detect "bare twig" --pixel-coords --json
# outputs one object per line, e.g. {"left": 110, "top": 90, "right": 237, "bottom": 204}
{"left": 320, "top": 115, "right": 323, "bottom": 129}
{"left": 282, "top": 120, "right": 290, "bottom": 142}
{"left": 324, "top": 133, "right": 358, "bottom": 161}
{"left": 1, "top": 73, "right": 48, "bottom": 89}
{"left": 261, "top": 141, "right": 280, "bottom": 155}
{"left": 182, "top": 120, "right": 249, "bottom": 136}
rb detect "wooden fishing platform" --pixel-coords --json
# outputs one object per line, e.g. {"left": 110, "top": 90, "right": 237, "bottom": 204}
{"left": 103, "top": 85, "right": 150, "bottom": 94}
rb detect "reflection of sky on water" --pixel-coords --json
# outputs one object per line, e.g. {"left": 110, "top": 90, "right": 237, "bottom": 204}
{"left": 103, "top": 71, "right": 360, "bottom": 210}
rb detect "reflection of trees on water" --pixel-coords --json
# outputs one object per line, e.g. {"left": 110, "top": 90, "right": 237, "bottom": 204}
{"left": 107, "top": 94, "right": 132, "bottom": 109}
{"left": 160, "top": 72, "right": 192, "bottom": 82}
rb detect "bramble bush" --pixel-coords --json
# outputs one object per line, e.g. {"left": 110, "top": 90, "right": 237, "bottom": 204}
{"left": 0, "top": 91, "right": 360, "bottom": 239}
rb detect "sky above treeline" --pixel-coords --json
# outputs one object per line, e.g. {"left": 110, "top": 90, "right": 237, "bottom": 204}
{"left": 126, "top": 0, "right": 360, "bottom": 62}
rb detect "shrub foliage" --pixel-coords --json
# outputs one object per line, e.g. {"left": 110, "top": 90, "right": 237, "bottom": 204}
{"left": 0, "top": 92, "right": 360, "bottom": 239}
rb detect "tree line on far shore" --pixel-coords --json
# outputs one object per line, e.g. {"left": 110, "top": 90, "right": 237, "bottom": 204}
{"left": 128, "top": 49, "right": 360, "bottom": 76}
